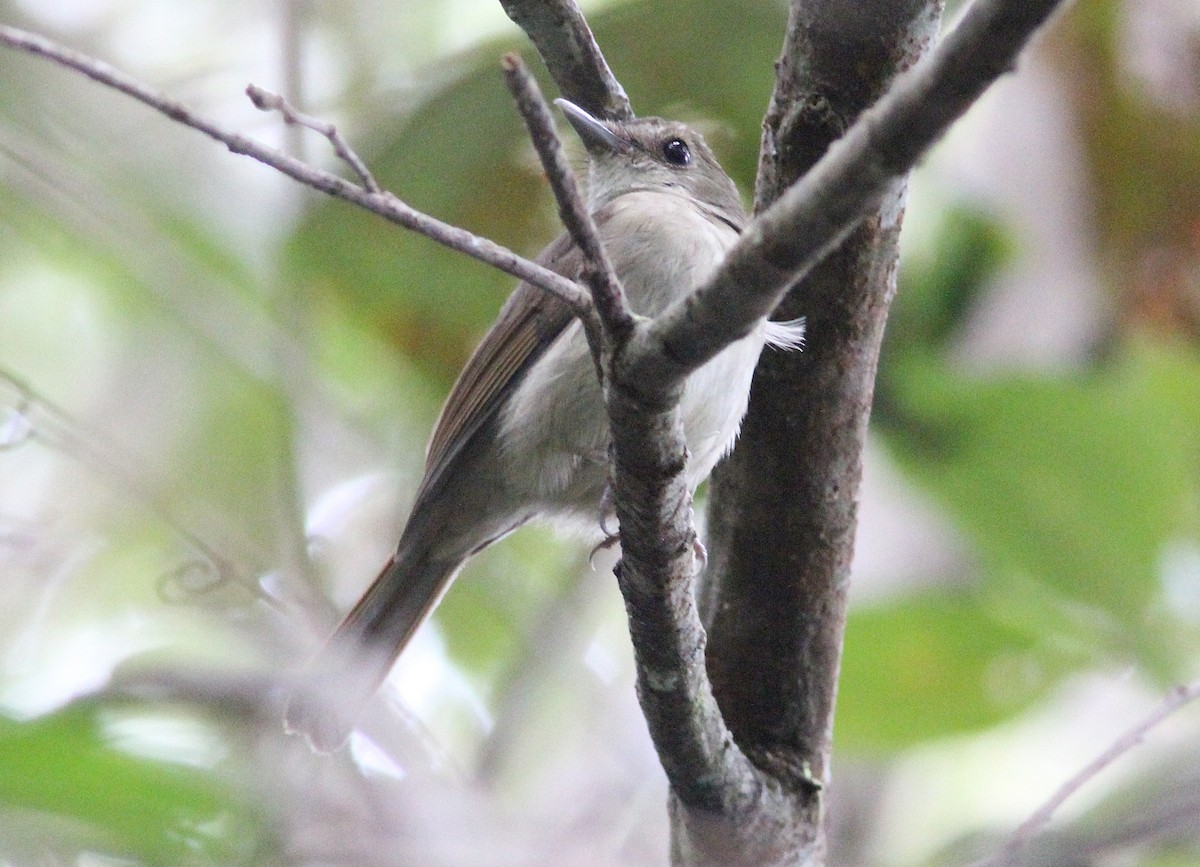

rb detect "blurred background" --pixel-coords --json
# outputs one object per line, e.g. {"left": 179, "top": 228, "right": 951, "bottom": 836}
{"left": 1, "top": 0, "right": 1198, "bottom": 864}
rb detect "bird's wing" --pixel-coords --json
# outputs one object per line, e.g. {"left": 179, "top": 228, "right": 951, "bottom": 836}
{"left": 417, "top": 232, "right": 582, "bottom": 500}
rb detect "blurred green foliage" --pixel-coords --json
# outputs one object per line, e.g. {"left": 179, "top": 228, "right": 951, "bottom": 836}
{"left": 0, "top": 0, "right": 1198, "bottom": 862}
{"left": 0, "top": 704, "right": 271, "bottom": 863}
{"left": 844, "top": 199, "right": 1200, "bottom": 750}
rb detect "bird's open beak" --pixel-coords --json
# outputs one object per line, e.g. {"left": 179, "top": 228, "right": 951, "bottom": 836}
{"left": 555, "top": 98, "right": 630, "bottom": 155}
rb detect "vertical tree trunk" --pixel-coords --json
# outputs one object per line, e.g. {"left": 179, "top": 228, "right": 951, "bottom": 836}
{"left": 697, "top": 1, "right": 944, "bottom": 862}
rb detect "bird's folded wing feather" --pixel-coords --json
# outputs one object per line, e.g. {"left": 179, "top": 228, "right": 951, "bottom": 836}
{"left": 417, "top": 232, "right": 582, "bottom": 500}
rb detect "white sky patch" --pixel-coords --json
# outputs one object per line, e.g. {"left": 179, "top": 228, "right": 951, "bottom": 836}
{"left": 349, "top": 730, "right": 408, "bottom": 780}
{"left": 102, "top": 711, "right": 227, "bottom": 768}
{"left": 1161, "top": 538, "right": 1200, "bottom": 623}
{"left": 13, "top": 0, "right": 114, "bottom": 31}
{"left": 1, "top": 619, "right": 155, "bottom": 719}
{"left": 583, "top": 635, "right": 620, "bottom": 685}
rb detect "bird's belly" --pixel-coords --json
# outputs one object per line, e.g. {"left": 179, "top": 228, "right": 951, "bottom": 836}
{"left": 498, "top": 190, "right": 753, "bottom": 521}
{"left": 679, "top": 326, "right": 766, "bottom": 488}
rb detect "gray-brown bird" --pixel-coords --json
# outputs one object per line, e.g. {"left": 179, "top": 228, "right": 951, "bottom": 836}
{"left": 286, "top": 99, "right": 804, "bottom": 751}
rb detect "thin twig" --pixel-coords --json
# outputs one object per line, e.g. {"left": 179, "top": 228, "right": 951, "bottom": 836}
{"left": 246, "top": 83, "right": 380, "bottom": 193}
{"left": 974, "top": 678, "right": 1200, "bottom": 867}
{"left": 500, "top": 53, "right": 631, "bottom": 343}
{"left": 0, "top": 24, "right": 590, "bottom": 315}
{"left": 502, "top": 29, "right": 762, "bottom": 828}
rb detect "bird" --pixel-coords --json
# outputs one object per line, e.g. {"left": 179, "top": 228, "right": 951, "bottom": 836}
{"left": 285, "top": 98, "right": 805, "bottom": 751}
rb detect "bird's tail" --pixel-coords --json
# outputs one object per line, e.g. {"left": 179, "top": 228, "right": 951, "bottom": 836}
{"left": 285, "top": 548, "right": 456, "bottom": 752}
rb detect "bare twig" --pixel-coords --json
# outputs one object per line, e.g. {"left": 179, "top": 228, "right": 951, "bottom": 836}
{"left": 500, "top": 53, "right": 631, "bottom": 342}
{"left": 974, "top": 679, "right": 1200, "bottom": 867}
{"left": 500, "top": 49, "right": 755, "bottom": 824}
{"left": 0, "top": 24, "right": 590, "bottom": 315}
{"left": 499, "top": 0, "right": 632, "bottom": 120}
{"left": 501, "top": 38, "right": 770, "bottom": 840}
{"left": 246, "top": 83, "right": 380, "bottom": 193}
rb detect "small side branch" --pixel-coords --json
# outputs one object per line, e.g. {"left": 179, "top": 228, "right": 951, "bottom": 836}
{"left": 975, "top": 678, "right": 1200, "bottom": 867}
{"left": 0, "top": 24, "right": 590, "bottom": 316}
{"left": 499, "top": 0, "right": 632, "bottom": 120}
{"left": 245, "top": 84, "right": 380, "bottom": 193}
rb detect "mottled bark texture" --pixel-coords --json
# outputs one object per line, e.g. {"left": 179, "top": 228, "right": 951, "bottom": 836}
{"left": 700, "top": 0, "right": 942, "bottom": 835}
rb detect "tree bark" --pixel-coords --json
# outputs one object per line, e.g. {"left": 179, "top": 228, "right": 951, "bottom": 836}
{"left": 699, "top": 0, "right": 943, "bottom": 861}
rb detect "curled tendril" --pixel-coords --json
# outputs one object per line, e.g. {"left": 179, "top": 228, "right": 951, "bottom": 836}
{"left": 0, "top": 368, "right": 265, "bottom": 611}
{"left": 157, "top": 556, "right": 233, "bottom": 605}
{"left": 588, "top": 532, "right": 620, "bottom": 570}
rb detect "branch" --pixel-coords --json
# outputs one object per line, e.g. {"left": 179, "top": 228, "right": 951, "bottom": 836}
{"left": 623, "top": 0, "right": 1071, "bottom": 394}
{"left": 499, "top": 53, "right": 632, "bottom": 344}
{"left": 974, "top": 678, "right": 1200, "bottom": 867}
{"left": 245, "top": 83, "right": 380, "bottom": 193}
{"left": 568, "top": 0, "right": 1061, "bottom": 859}
{"left": 498, "top": 0, "right": 632, "bottom": 120}
{"left": 499, "top": 26, "right": 793, "bottom": 852}
{"left": 499, "top": 36, "right": 765, "bottom": 823}
{"left": 673, "top": 2, "right": 1071, "bottom": 858}
{"left": 502, "top": 0, "right": 1072, "bottom": 857}
{"left": 0, "top": 24, "right": 591, "bottom": 316}
{"left": 700, "top": 0, "right": 945, "bottom": 832}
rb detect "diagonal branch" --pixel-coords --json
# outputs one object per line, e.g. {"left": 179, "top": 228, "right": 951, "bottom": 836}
{"left": 623, "top": 0, "right": 1071, "bottom": 394}
{"left": 500, "top": 53, "right": 633, "bottom": 345}
{"left": 975, "top": 678, "right": 1200, "bottom": 867}
{"left": 0, "top": 24, "right": 591, "bottom": 316}
{"left": 498, "top": 0, "right": 632, "bottom": 121}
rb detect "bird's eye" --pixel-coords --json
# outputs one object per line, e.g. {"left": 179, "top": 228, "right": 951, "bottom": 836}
{"left": 661, "top": 137, "right": 691, "bottom": 166}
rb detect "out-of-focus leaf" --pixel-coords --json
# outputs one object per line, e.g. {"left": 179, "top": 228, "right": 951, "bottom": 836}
{"left": 1068, "top": 1, "right": 1200, "bottom": 263}
{"left": 167, "top": 372, "right": 283, "bottom": 542}
{"left": 929, "top": 745, "right": 1200, "bottom": 866}
{"left": 889, "top": 205, "right": 1015, "bottom": 351}
{"left": 285, "top": 0, "right": 786, "bottom": 385}
{"left": 435, "top": 524, "right": 578, "bottom": 678}
{"left": 0, "top": 703, "right": 271, "bottom": 864}
{"left": 836, "top": 591, "right": 1062, "bottom": 751}
{"left": 884, "top": 341, "right": 1200, "bottom": 669}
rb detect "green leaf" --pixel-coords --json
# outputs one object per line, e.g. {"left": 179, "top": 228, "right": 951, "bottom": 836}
{"left": 836, "top": 591, "right": 1059, "bottom": 751}
{"left": 0, "top": 704, "right": 272, "bottom": 864}
{"left": 884, "top": 341, "right": 1200, "bottom": 668}
{"left": 435, "top": 524, "right": 578, "bottom": 677}
{"left": 890, "top": 205, "right": 1015, "bottom": 351}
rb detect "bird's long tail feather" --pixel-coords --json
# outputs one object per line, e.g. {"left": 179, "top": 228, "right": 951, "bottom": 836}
{"left": 285, "top": 550, "right": 455, "bottom": 752}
